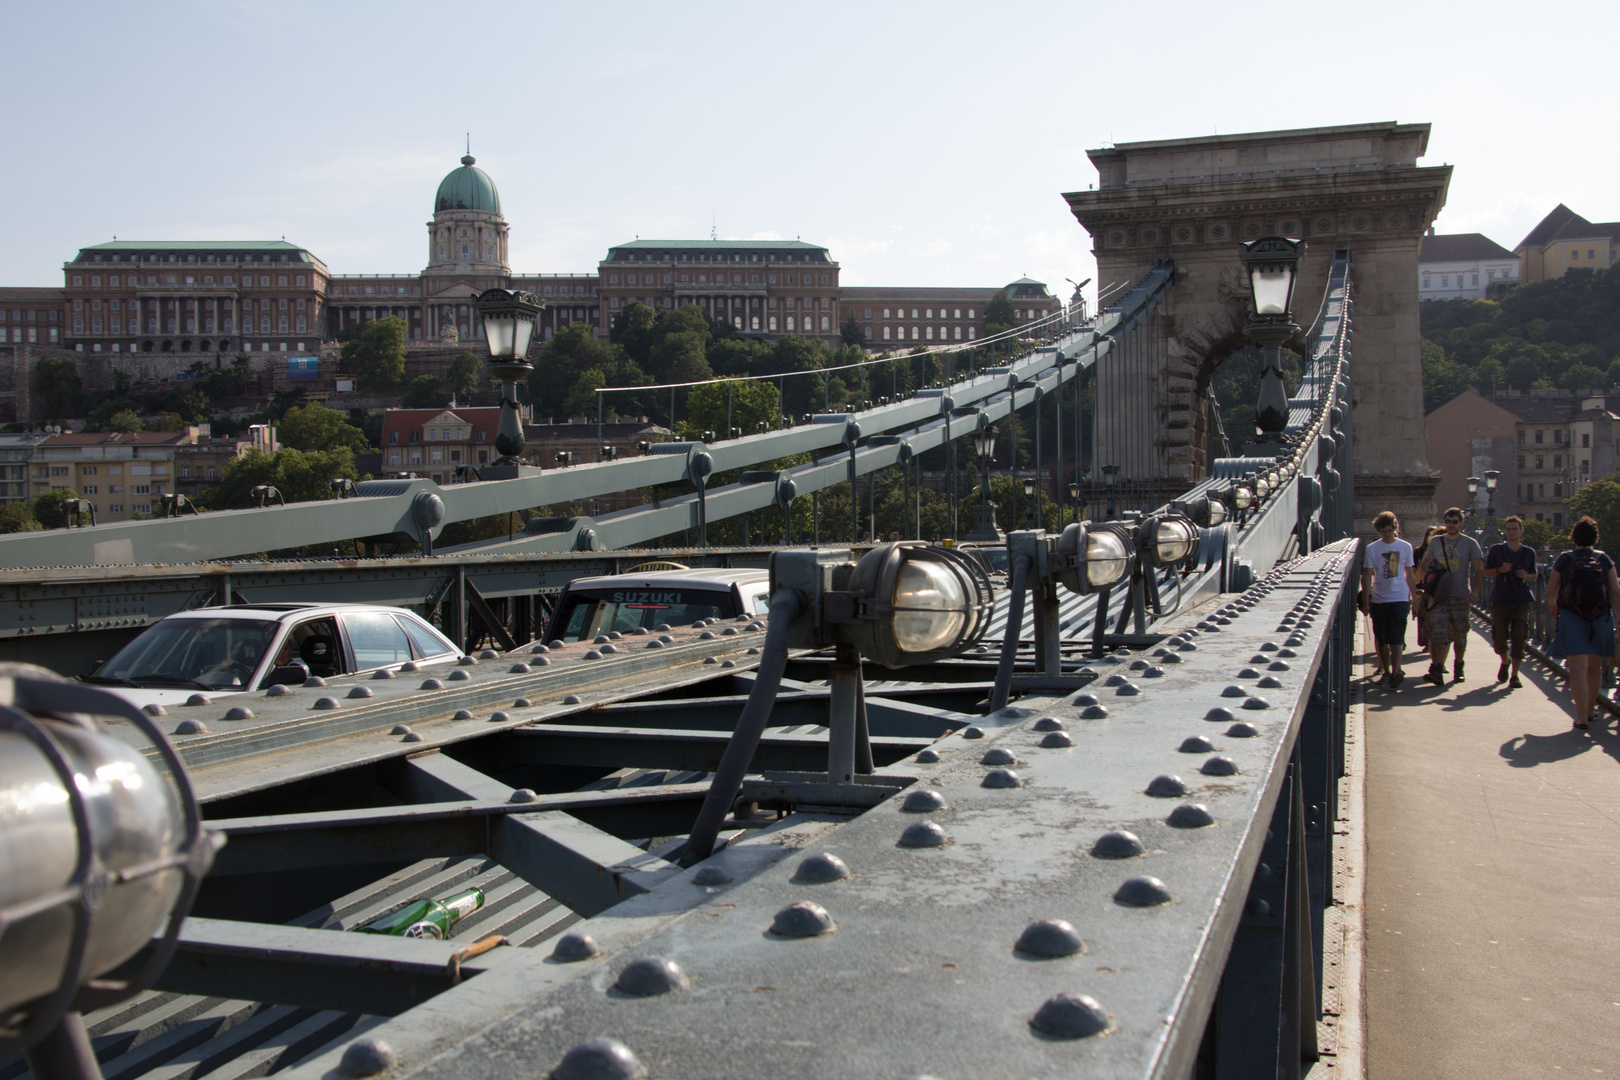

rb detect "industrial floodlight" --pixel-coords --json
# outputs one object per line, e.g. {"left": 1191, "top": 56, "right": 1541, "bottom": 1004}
{"left": 59, "top": 499, "right": 95, "bottom": 529}
{"left": 1173, "top": 493, "right": 1227, "bottom": 529}
{"left": 250, "top": 484, "right": 283, "bottom": 508}
{"left": 1136, "top": 511, "right": 1199, "bottom": 569}
{"left": 327, "top": 478, "right": 354, "bottom": 499}
{"left": 1052, "top": 521, "right": 1133, "bottom": 594}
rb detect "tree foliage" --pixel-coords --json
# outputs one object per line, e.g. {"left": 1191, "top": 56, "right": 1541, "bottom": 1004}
{"left": 982, "top": 290, "right": 1016, "bottom": 337}
{"left": 340, "top": 317, "right": 408, "bottom": 389}
{"left": 32, "top": 357, "right": 84, "bottom": 419}
{"left": 199, "top": 448, "right": 359, "bottom": 510}
{"left": 278, "top": 403, "right": 370, "bottom": 453}
{"left": 107, "top": 409, "right": 143, "bottom": 433}
{"left": 1569, "top": 473, "right": 1620, "bottom": 562}
{"left": 32, "top": 488, "right": 89, "bottom": 529}
{"left": 402, "top": 375, "right": 448, "bottom": 410}
{"left": 446, "top": 351, "right": 485, "bottom": 403}
{"left": 0, "top": 503, "right": 42, "bottom": 533}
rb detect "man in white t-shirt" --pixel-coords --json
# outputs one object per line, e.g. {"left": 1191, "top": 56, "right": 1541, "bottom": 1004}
{"left": 1360, "top": 510, "right": 1416, "bottom": 689}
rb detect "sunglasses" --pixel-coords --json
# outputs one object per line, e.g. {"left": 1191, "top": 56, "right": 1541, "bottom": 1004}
{"left": 1444, "top": 518, "right": 1462, "bottom": 524}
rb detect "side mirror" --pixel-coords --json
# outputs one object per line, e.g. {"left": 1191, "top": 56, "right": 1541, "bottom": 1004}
{"left": 265, "top": 664, "right": 308, "bottom": 687}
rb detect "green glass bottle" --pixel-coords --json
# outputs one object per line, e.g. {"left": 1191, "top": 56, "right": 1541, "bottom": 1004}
{"left": 355, "top": 886, "right": 484, "bottom": 939}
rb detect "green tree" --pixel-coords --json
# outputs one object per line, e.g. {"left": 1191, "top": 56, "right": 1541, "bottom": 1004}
{"left": 402, "top": 375, "right": 448, "bottom": 410}
{"left": 1421, "top": 338, "right": 1473, "bottom": 413}
{"left": 32, "top": 357, "right": 85, "bottom": 419}
{"left": 146, "top": 411, "right": 187, "bottom": 432}
{"left": 531, "top": 323, "right": 617, "bottom": 418}
{"left": 0, "top": 503, "right": 42, "bottom": 533}
{"left": 982, "top": 290, "right": 1016, "bottom": 337}
{"left": 199, "top": 448, "right": 359, "bottom": 510}
{"left": 1570, "top": 474, "right": 1620, "bottom": 561}
{"left": 32, "top": 488, "right": 88, "bottom": 528}
{"left": 681, "top": 380, "right": 781, "bottom": 439}
{"left": 447, "top": 351, "right": 484, "bottom": 402}
{"left": 340, "top": 317, "right": 408, "bottom": 389}
{"left": 840, "top": 312, "right": 865, "bottom": 347}
{"left": 1518, "top": 516, "right": 1562, "bottom": 554}
{"left": 107, "top": 409, "right": 144, "bottom": 433}
{"left": 278, "top": 402, "right": 370, "bottom": 453}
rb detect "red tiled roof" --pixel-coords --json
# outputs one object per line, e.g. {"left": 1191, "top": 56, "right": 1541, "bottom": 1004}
{"left": 41, "top": 431, "right": 195, "bottom": 447}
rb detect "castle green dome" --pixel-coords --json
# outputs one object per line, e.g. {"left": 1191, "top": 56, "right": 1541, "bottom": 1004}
{"left": 435, "top": 154, "right": 501, "bottom": 215}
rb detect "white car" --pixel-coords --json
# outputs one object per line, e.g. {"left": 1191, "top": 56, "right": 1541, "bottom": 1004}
{"left": 546, "top": 567, "right": 771, "bottom": 644}
{"left": 84, "top": 603, "right": 461, "bottom": 710}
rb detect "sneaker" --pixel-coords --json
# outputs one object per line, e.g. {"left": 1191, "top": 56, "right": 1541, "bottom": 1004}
{"left": 1509, "top": 675, "right": 1522, "bottom": 689}
{"left": 1389, "top": 671, "right": 1405, "bottom": 690}
{"left": 1454, "top": 662, "right": 1465, "bottom": 683}
{"left": 1497, "top": 661, "right": 1510, "bottom": 683}
{"left": 1425, "top": 666, "right": 1445, "bottom": 687}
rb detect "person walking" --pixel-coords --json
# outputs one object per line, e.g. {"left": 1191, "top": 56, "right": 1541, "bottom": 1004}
{"left": 1482, "top": 515, "right": 1536, "bottom": 689}
{"left": 1546, "top": 515, "right": 1620, "bottom": 729}
{"left": 1412, "top": 524, "right": 1443, "bottom": 652}
{"left": 1415, "top": 507, "right": 1485, "bottom": 685}
{"left": 1361, "top": 511, "right": 1416, "bottom": 689}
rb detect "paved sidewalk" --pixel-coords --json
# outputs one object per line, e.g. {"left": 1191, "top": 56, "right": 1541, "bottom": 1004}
{"left": 1362, "top": 617, "right": 1620, "bottom": 1079}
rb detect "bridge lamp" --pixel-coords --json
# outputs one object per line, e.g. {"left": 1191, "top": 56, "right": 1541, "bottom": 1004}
{"left": 1239, "top": 237, "right": 1306, "bottom": 446}
{"left": 1465, "top": 475, "right": 1480, "bottom": 499}
{"left": 599, "top": 445, "right": 618, "bottom": 461}
{"left": 1051, "top": 521, "right": 1133, "bottom": 595}
{"left": 636, "top": 440, "right": 652, "bottom": 455}
{"left": 327, "top": 479, "right": 354, "bottom": 500}
{"left": 701, "top": 430, "right": 716, "bottom": 442}
{"left": 471, "top": 288, "right": 543, "bottom": 477}
{"left": 1173, "top": 493, "right": 1227, "bottom": 529}
{"left": 1136, "top": 512, "right": 1199, "bottom": 570}
{"left": 60, "top": 498, "right": 95, "bottom": 529}
{"left": 1231, "top": 484, "right": 1254, "bottom": 511}
{"left": 250, "top": 484, "right": 283, "bottom": 508}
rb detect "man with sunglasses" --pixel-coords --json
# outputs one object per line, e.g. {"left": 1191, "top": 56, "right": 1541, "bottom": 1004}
{"left": 1414, "top": 507, "right": 1485, "bottom": 685}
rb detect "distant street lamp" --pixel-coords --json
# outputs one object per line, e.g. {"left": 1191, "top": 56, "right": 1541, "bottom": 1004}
{"left": 1022, "top": 477, "right": 1037, "bottom": 529}
{"left": 1102, "top": 464, "right": 1120, "bottom": 520}
{"left": 966, "top": 421, "right": 1001, "bottom": 542}
{"left": 471, "top": 288, "right": 543, "bottom": 479}
{"left": 1482, "top": 469, "right": 1501, "bottom": 544}
{"left": 1068, "top": 481, "right": 1082, "bottom": 525}
{"left": 1239, "top": 237, "right": 1306, "bottom": 451}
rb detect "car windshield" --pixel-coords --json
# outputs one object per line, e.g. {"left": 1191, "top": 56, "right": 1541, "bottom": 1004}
{"left": 553, "top": 586, "right": 733, "bottom": 642}
{"left": 90, "top": 617, "right": 280, "bottom": 691}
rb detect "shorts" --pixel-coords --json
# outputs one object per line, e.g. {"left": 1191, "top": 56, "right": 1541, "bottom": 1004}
{"left": 1550, "top": 608, "right": 1616, "bottom": 657}
{"left": 1369, "top": 601, "right": 1408, "bottom": 649}
{"left": 1490, "top": 602, "right": 1530, "bottom": 662}
{"left": 1424, "top": 597, "right": 1471, "bottom": 647}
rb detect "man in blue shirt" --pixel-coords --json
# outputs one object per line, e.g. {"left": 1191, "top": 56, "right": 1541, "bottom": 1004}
{"left": 1483, "top": 515, "right": 1536, "bottom": 688}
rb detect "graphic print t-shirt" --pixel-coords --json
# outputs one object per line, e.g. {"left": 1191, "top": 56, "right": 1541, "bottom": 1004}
{"left": 1363, "top": 538, "right": 1414, "bottom": 603}
{"left": 1427, "top": 534, "right": 1484, "bottom": 600}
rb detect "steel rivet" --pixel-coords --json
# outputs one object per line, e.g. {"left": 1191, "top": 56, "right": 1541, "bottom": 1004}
{"left": 902, "top": 789, "right": 947, "bottom": 812}
{"left": 1080, "top": 704, "right": 1110, "bottom": 719}
{"left": 982, "top": 768, "right": 1020, "bottom": 788}
{"left": 1092, "top": 830, "right": 1144, "bottom": 858}
{"left": 402, "top": 731, "right": 423, "bottom": 742}
{"left": 1250, "top": 898, "right": 1271, "bottom": 916}
{"left": 997, "top": 707, "right": 1030, "bottom": 719}
{"left": 1226, "top": 722, "right": 1259, "bottom": 737}
{"left": 337, "top": 1038, "right": 396, "bottom": 1077}
{"left": 653, "top": 625, "right": 671, "bottom": 633}
{"left": 600, "top": 644, "right": 619, "bottom": 655}
{"left": 721, "top": 627, "right": 739, "bottom": 637}
{"left": 563, "top": 694, "right": 583, "bottom": 705}
{"left": 532, "top": 656, "right": 551, "bottom": 666}
{"left": 264, "top": 685, "right": 289, "bottom": 698}
{"left": 390, "top": 723, "right": 412, "bottom": 735}
{"left": 915, "top": 748, "right": 941, "bottom": 763}
{"left": 899, "top": 821, "right": 947, "bottom": 847}
{"left": 1201, "top": 756, "right": 1238, "bottom": 776}
{"left": 1104, "top": 673, "right": 1127, "bottom": 686}
{"left": 748, "top": 622, "right": 765, "bottom": 631}
{"left": 1161, "top": 652, "right": 1183, "bottom": 663}
{"left": 1260, "top": 641, "right": 1279, "bottom": 652}
{"left": 794, "top": 853, "right": 851, "bottom": 883}
{"left": 1040, "top": 731, "right": 1073, "bottom": 748}
{"left": 510, "top": 663, "right": 531, "bottom": 673}
{"left": 1216, "top": 617, "right": 1232, "bottom": 625}
{"left": 647, "top": 640, "right": 665, "bottom": 649}
{"left": 185, "top": 693, "right": 210, "bottom": 707}
{"left": 585, "top": 649, "right": 603, "bottom": 660}
{"left": 1015, "top": 918, "right": 1083, "bottom": 957}
{"left": 372, "top": 668, "right": 395, "bottom": 680}
{"left": 1242, "top": 696, "right": 1271, "bottom": 710}
{"left": 551, "top": 930, "right": 602, "bottom": 962}
{"left": 1078, "top": 666, "right": 1099, "bottom": 677}
{"left": 1249, "top": 653, "right": 1270, "bottom": 663}
{"left": 478, "top": 649, "right": 499, "bottom": 660}
{"left": 348, "top": 686, "right": 373, "bottom": 699}
{"left": 703, "top": 656, "right": 719, "bottom": 665}
{"left": 401, "top": 660, "right": 421, "bottom": 670}
{"left": 1267, "top": 660, "right": 1290, "bottom": 671}
{"left": 962, "top": 726, "right": 985, "bottom": 739}
{"left": 174, "top": 719, "right": 208, "bottom": 735}
{"left": 458, "top": 656, "right": 477, "bottom": 666}
{"left": 514, "top": 697, "right": 532, "bottom": 708}
{"left": 1257, "top": 676, "right": 1283, "bottom": 689}
{"left": 223, "top": 705, "right": 253, "bottom": 721}
{"left": 1220, "top": 685, "right": 1248, "bottom": 698}
{"left": 1115, "top": 683, "right": 1141, "bottom": 696}
{"left": 1129, "top": 659, "right": 1149, "bottom": 671}
{"left": 1179, "top": 735, "right": 1214, "bottom": 753}
{"left": 981, "top": 747, "right": 1016, "bottom": 765}
{"left": 531, "top": 643, "right": 551, "bottom": 653}
{"left": 1238, "top": 667, "right": 1261, "bottom": 679}
{"left": 509, "top": 787, "right": 538, "bottom": 803}
{"left": 615, "top": 956, "right": 687, "bottom": 995}
{"left": 447, "top": 669, "right": 470, "bottom": 681}
{"left": 548, "top": 1038, "right": 644, "bottom": 1080}
{"left": 1030, "top": 993, "right": 1110, "bottom": 1038}
{"left": 1033, "top": 716, "right": 1065, "bottom": 731}
{"left": 420, "top": 678, "right": 445, "bottom": 690}
{"left": 692, "top": 865, "right": 732, "bottom": 885}
{"left": 721, "top": 659, "right": 736, "bottom": 668}
{"left": 314, "top": 697, "right": 339, "bottom": 710}
{"left": 770, "top": 901, "right": 835, "bottom": 938}
{"left": 452, "top": 709, "right": 473, "bottom": 721}
{"left": 700, "top": 631, "right": 715, "bottom": 640}
{"left": 1072, "top": 693, "right": 1100, "bottom": 707}
{"left": 1142, "top": 666, "right": 1165, "bottom": 678}
{"left": 746, "top": 646, "right": 760, "bottom": 655}
{"left": 1278, "top": 648, "right": 1298, "bottom": 658}
{"left": 1146, "top": 774, "right": 1187, "bottom": 797}
{"left": 1167, "top": 803, "right": 1215, "bottom": 828}
{"left": 143, "top": 703, "right": 167, "bottom": 716}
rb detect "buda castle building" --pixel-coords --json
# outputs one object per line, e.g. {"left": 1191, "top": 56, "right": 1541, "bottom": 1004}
{"left": 5, "top": 154, "right": 1059, "bottom": 364}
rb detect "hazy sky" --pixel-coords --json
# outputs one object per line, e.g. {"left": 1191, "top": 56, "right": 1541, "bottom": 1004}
{"left": 2, "top": 0, "right": 1613, "bottom": 306}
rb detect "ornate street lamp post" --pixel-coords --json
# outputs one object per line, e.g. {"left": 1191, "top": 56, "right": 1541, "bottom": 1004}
{"left": 1238, "top": 237, "right": 1306, "bottom": 452}
{"left": 1483, "top": 469, "right": 1500, "bottom": 544}
{"left": 1068, "top": 482, "right": 1081, "bottom": 525}
{"left": 965, "top": 422, "right": 1002, "bottom": 542}
{"left": 1102, "top": 463, "right": 1120, "bottom": 520}
{"left": 471, "top": 288, "right": 543, "bottom": 479}
{"left": 1022, "top": 477, "right": 1037, "bottom": 529}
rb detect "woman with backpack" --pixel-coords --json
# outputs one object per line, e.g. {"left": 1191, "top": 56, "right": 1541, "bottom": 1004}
{"left": 1545, "top": 515, "right": 1620, "bottom": 729}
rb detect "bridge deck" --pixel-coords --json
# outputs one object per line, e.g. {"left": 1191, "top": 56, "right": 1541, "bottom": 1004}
{"left": 1363, "top": 616, "right": 1620, "bottom": 1079}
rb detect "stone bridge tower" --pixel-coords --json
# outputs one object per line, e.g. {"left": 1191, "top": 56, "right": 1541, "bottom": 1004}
{"left": 1064, "top": 121, "right": 1450, "bottom": 527}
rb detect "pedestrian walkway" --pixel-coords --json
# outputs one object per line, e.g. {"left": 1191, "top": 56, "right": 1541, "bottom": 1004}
{"left": 1362, "top": 616, "right": 1620, "bottom": 1078}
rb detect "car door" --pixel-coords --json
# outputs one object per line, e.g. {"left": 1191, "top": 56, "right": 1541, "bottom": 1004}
{"left": 340, "top": 610, "right": 416, "bottom": 673}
